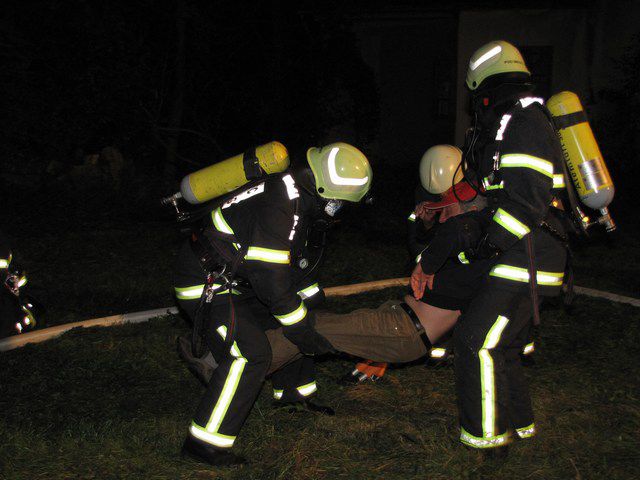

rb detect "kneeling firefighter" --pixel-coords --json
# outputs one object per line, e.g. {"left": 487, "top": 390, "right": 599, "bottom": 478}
{"left": 455, "top": 40, "right": 570, "bottom": 455}
{"left": 172, "top": 142, "right": 372, "bottom": 466}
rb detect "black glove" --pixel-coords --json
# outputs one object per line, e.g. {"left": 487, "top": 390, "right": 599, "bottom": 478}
{"left": 283, "top": 312, "right": 335, "bottom": 355}
{"left": 464, "top": 233, "right": 501, "bottom": 262}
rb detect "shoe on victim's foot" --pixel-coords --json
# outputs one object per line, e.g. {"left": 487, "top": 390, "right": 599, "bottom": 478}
{"left": 181, "top": 435, "right": 246, "bottom": 466}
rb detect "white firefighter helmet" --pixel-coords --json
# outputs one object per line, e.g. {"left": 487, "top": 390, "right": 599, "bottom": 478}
{"left": 466, "top": 40, "right": 530, "bottom": 91}
{"left": 419, "top": 145, "right": 463, "bottom": 194}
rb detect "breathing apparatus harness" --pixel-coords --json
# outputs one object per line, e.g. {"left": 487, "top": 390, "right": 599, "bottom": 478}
{"left": 189, "top": 225, "right": 247, "bottom": 358}
{"left": 459, "top": 93, "right": 575, "bottom": 321}
{"left": 173, "top": 175, "right": 266, "bottom": 357}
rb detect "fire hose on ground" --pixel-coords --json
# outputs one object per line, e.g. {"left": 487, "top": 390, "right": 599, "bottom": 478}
{"left": 0, "top": 278, "right": 638, "bottom": 353}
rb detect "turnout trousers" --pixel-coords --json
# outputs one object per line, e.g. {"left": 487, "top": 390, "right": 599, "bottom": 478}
{"left": 174, "top": 241, "right": 317, "bottom": 449}
{"left": 454, "top": 284, "right": 536, "bottom": 449}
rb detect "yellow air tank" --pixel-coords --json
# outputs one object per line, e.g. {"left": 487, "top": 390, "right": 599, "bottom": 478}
{"left": 179, "top": 141, "right": 290, "bottom": 204}
{"left": 547, "top": 91, "right": 615, "bottom": 231}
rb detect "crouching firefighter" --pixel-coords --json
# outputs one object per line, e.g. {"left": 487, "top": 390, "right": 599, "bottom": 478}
{"left": 454, "top": 40, "right": 570, "bottom": 456}
{"left": 172, "top": 142, "right": 372, "bottom": 466}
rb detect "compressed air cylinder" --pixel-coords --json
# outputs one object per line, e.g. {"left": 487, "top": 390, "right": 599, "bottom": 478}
{"left": 547, "top": 91, "right": 614, "bottom": 210}
{"left": 179, "top": 141, "right": 290, "bottom": 204}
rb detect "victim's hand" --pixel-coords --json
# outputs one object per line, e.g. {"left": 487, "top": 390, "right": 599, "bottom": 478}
{"left": 410, "top": 262, "right": 434, "bottom": 300}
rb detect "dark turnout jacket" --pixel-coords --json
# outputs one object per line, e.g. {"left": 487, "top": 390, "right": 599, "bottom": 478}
{"left": 474, "top": 95, "right": 567, "bottom": 295}
{"left": 197, "top": 172, "right": 320, "bottom": 326}
{"left": 417, "top": 212, "right": 495, "bottom": 312}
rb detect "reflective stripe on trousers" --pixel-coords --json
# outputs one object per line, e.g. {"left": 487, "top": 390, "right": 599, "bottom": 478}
{"left": 191, "top": 325, "right": 246, "bottom": 448}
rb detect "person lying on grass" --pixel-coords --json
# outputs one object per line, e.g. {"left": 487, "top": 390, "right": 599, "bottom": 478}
{"left": 265, "top": 181, "right": 495, "bottom": 374}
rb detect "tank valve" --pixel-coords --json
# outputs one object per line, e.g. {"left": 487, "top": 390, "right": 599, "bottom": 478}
{"left": 161, "top": 192, "right": 183, "bottom": 215}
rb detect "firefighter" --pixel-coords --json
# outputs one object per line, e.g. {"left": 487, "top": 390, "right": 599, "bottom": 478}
{"left": 454, "top": 40, "right": 568, "bottom": 456}
{"left": 174, "top": 142, "right": 372, "bottom": 466}
{"left": 0, "top": 231, "right": 37, "bottom": 339}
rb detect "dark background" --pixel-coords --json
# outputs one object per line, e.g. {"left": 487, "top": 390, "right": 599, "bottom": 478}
{"left": 1, "top": 0, "right": 639, "bottom": 322}
{"left": 4, "top": 0, "right": 638, "bottom": 215}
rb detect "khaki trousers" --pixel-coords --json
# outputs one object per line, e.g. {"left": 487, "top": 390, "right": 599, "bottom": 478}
{"left": 267, "top": 301, "right": 428, "bottom": 375}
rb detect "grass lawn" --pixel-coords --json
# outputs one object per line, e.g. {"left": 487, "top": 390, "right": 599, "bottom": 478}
{"left": 1, "top": 292, "right": 639, "bottom": 479}
{"left": 1, "top": 192, "right": 639, "bottom": 478}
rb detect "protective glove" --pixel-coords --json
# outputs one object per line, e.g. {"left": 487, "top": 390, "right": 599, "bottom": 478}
{"left": 463, "top": 233, "right": 501, "bottom": 262}
{"left": 283, "top": 312, "right": 335, "bottom": 355}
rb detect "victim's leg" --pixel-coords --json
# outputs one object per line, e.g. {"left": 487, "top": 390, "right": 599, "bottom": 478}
{"left": 266, "top": 300, "right": 432, "bottom": 374}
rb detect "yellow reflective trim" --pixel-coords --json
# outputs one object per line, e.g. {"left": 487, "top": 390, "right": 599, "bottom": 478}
{"left": 493, "top": 208, "right": 530, "bottom": 239}
{"left": 175, "top": 283, "right": 240, "bottom": 300}
{"left": 458, "top": 251, "right": 469, "bottom": 264}
{"left": 17, "top": 275, "right": 27, "bottom": 287}
{"left": 245, "top": 246, "right": 290, "bottom": 264}
{"left": 175, "top": 285, "right": 204, "bottom": 299}
{"left": 273, "top": 389, "right": 284, "bottom": 400}
{"left": 479, "top": 315, "right": 509, "bottom": 437}
{"left": 297, "top": 381, "right": 317, "bottom": 397}
{"left": 553, "top": 173, "right": 566, "bottom": 188}
{"left": 189, "top": 422, "right": 236, "bottom": 448}
{"left": 274, "top": 301, "right": 307, "bottom": 326}
{"left": 415, "top": 253, "right": 422, "bottom": 264}
{"left": 484, "top": 180, "right": 504, "bottom": 191}
{"left": 21, "top": 305, "right": 35, "bottom": 327}
{"left": 297, "top": 283, "right": 320, "bottom": 299}
{"left": 460, "top": 427, "right": 510, "bottom": 449}
{"left": 216, "top": 326, "right": 243, "bottom": 358}
{"left": 408, "top": 212, "right": 417, "bottom": 222}
{"left": 0, "top": 258, "right": 9, "bottom": 269}
{"left": 499, "top": 154, "right": 554, "bottom": 178}
{"left": 522, "top": 342, "right": 535, "bottom": 355}
{"left": 212, "top": 207, "right": 234, "bottom": 235}
{"left": 430, "top": 347, "right": 447, "bottom": 358}
{"left": 490, "top": 264, "right": 564, "bottom": 286}
{"left": 201, "top": 326, "right": 247, "bottom": 437}
{"left": 516, "top": 423, "right": 536, "bottom": 438}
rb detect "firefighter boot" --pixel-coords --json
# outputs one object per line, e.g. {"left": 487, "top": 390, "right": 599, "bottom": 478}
{"left": 181, "top": 435, "right": 246, "bottom": 466}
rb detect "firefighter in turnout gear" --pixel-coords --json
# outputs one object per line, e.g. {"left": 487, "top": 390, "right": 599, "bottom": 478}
{"left": 174, "top": 142, "right": 372, "bottom": 466}
{"left": 455, "top": 40, "right": 568, "bottom": 454}
{"left": 1, "top": 230, "right": 39, "bottom": 338}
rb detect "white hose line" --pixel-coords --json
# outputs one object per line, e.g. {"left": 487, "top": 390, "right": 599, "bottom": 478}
{"left": 572, "top": 285, "right": 640, "bottom": 308}
{"left": 1, "top": 278, "right": 638, "bottom": 353}
{"left": 0, "top": 307, "right": 178, "bottom": 352}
